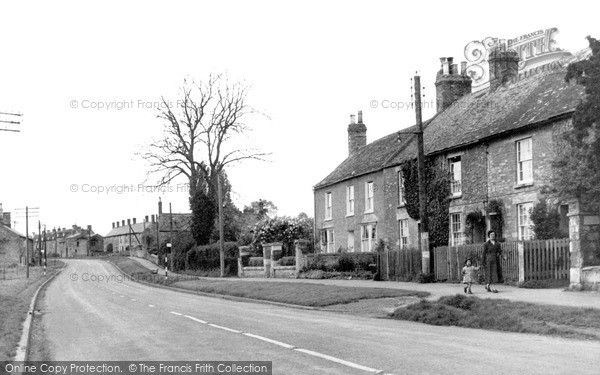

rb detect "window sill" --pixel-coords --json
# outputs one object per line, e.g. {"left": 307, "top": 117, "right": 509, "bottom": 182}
{"left": 397, "top": 203, "right": 406, "bottom": 208}
{"left": 345, "top": 213, "right": 354, "bottom": 218}
{"left": 451, "top": 193, "right": 462, "bottom": 199}
{"left": 324, "top": 218, "right": 332, "bottom": 222}
{"left": 364, "top": 210, "right": 374, "bottom": 214}
{"left": 514, "top": 182, "right": 534, "bottom": 189}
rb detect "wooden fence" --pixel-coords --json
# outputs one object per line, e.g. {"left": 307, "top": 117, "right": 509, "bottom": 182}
{"left": 378, "top": 249, "right": 422, "bottom": 281}
{"left": 433, "top": 239, "right": 569, "bottom": 284}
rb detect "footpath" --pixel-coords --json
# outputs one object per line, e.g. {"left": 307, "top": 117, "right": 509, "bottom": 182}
{"left": 128, "top": 256, "right": 600, "bottom": 309}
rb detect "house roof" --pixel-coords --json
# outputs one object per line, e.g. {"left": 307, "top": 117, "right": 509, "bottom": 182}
{"left": 315, "top": 49, "right": 590, "bottom": 189}
{"left": 0, "top": 224, "right": 29, "bottom": 239}
{"left": 104, "top": 222, "right": 149, "bottom": 238}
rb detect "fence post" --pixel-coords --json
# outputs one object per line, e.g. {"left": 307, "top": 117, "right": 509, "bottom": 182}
{"left": 518, "top": 242, "right": 525, "bottom": 286}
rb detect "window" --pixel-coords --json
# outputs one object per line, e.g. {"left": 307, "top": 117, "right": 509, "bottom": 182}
{"left": 517, "top": 138, "right": 533, "bottom": 184}
{"left": 450, "top": 213, "right": 463, "bottom": 246}
{"left": 449, "top": 156, "right": 462, "bottom": 196}
{"left": 360, "top": 224, "right": 377, "bottom": 252}
{"left": 325, "top": 192, "right": 332, "bottom": 220}
{"left": 365, "top": 181, "right": 374, "bottom": 212}
{"left": 398, "top": 171, "right": 405, "bottom": 205}
{"left": 518, "top": 202, "right": 534, "bottom": 240}
{"left": 322, "top": 229, "right": 335, "bottom": 253}
{"left": 399, "top": 219, "right": 409, "bottom": 249}
{"left": 346, "top": 185, "right": 355, "bottom": 216}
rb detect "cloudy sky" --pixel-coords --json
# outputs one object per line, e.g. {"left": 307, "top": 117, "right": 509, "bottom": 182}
{"left": 0, "top": 0, "right": 596, "bottom": 236}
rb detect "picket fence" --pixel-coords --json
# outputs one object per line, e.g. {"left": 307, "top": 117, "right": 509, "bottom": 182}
{"left": 433, "top": 238, "right": 570, "bottom": 283}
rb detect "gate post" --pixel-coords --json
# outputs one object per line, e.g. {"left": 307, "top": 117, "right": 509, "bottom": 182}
{"left": 421, "top": 232, "right": 430, "bottom": 274}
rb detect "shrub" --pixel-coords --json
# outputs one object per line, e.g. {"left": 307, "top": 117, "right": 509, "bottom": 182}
{"left": 323, "top": 257, "right": 340, "bottom": 272}
{"left": 278, "top": 256, "right": 295, "bottom": 266}
{"left": 338, "top": 253, "right": 357, "bottom": 272}
{"left": 415, "top": 272, "right": 436, "bottom": 283}
{"left": 248, "top": 257, "right": 264, "bottom": 267}
{"left": 106, "top": 243, "right": 113, "bottom": 253}
{"left": 186, "top": 242, "right": 238, "bottom": 276}
{"left": 240, "top": 253, "right": 251, "bottom": 267}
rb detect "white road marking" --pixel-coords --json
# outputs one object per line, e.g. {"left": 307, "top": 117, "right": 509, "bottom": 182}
{"left": 208, "top": 323, "right": 242, "bottom": 333}
{"left": 184, "top": 315, "right": 207, "bottom": 324}
{"left": 131, "top": 299, "right": 136, "bottom": 301}
{"left": 294, "top": 348, "right": 383, "bottom": 373}
{"left": 243, "top": 333, "right": 295, "bottom": 349}
{"left": 173, "top": 313, "right": 387, "bottom": 374}
{"left": 148, "top": 305, "right": 155, "bottom": 308}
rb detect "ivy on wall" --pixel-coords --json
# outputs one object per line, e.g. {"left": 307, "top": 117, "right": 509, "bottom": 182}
{"left": 401, "top": 158, "right": 452, "bottom": 248}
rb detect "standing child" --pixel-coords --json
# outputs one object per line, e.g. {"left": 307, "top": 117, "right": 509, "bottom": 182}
{"left": 461, "top": 258, "right": 480, "bottom": 294}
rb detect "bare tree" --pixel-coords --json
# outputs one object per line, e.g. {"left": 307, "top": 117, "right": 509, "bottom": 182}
{"left": 140, "top": 73, "right": 268, "bottom": 199}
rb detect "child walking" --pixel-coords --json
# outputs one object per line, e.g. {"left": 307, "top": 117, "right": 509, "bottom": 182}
{"left": 461, "top": 258, "right": 480, "bottom": 294}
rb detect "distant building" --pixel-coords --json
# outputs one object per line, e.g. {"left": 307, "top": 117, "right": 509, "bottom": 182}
{"left": 34, "top": 225, "right": 102, "bottom": 258}
{"left": 104, "top": 199, "right": 192, "bottom": 255}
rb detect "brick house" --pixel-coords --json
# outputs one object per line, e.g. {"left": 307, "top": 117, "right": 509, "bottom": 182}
{"left": 314, "top": 46, "right": 589, "bottom": 254}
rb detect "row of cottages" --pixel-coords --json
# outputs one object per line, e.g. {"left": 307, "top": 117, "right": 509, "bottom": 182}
{"left": 314, "top": 46, "right": 590, "bottom": 254}
{"left": 33, "top": 225, "right": 104, "bottom": 258}
{"left": 104, "top": 200, "right": 192, "bottom": 254}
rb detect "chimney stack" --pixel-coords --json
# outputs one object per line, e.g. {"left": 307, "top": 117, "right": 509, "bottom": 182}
{"left": 122, "top": 220, "right": 125, "bottom": 227}
{"left": 488, "top": 42, "right": 519, "bottom": 92}
{"left": 145, "top": 215, "right": 149, "bottom": 223}
{"left": 151, "top": 214, "right": 155, "bottom": 223}
{"left": 435, "top": 56, "right": 472, "bottom": 113}
{"left": 133, "top": 218, "right": 137, "bottom": 224}
{"left": 347, "top": 111, "right": 367, "bottom": 156}
{"left": 112, "top": 222, "right": 115, "bottom": 228}
{"left": 158, "top": 197, "right": 163, "bottom": 215}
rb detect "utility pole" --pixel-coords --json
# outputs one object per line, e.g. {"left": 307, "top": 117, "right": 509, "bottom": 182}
{"left": 38, "top": 221, "right": 42, "bottom": 266}
{"left": 26, "top": 207, "right": 29, "bottom": 278}
{"left": 169, "top": 203, "right": 174, "bottom": 273}
{"left": 217, "top": 171, "right": 225, "bottom": 277}
{"left": 414, "top": 75, "right": 430, "bottom": 274}
{"left": 43, "top": 225, "right": 47, "bottom": 274}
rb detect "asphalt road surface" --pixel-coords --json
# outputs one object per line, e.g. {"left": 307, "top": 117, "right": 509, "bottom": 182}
{"left": 38, "top": 259, "right": 600, "bottom": 374}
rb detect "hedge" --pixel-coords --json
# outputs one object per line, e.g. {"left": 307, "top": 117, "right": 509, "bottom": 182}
{"left": 186, "top": 242, "right": 238, "bottom": 276}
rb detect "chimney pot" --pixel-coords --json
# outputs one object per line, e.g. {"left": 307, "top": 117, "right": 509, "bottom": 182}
{"left": 357, "top": 110, "right": 363, "bottom": 124}
{"left": 350, "top": 114, "right": 355, "bottom": 124}
{"left": 461, "top": 61, "right": 467, "bottom": 75}
{"left": 112, "top": 222, "right": 115, "bottom": 228}
{"left": 145, "top": 215, "right": 149, "bottom": 222}
{"left": 122, "top": 220, "right": 125, "bottom": 226}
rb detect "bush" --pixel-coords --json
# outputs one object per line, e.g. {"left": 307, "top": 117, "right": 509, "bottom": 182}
{"left": 248, "top": 257, "right": 264, "bottom": 267}
{"left": 278, "top": 256, "right": 295, "bottom": 266}
{"left": 338, "top": 253, "right": 357, "bottom": 272}
{"left": 106, "top": 243, "right": 113, "bottom": 253}
{"left": 186, "top": 242, "right": 238, "bottom": 276}
{"left": 415, "top": 272, "right": 436, "bottom": 283}
{"left": 240, "top": 253, "right": 251, "bottom": 267}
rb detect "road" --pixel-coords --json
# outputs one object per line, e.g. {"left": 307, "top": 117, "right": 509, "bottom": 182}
{"left": 37, "top": 259, "right": 600, "bottom": 374}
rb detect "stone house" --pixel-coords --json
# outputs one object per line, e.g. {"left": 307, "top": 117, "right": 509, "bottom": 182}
{"left": 0, "top": 222, "right": 31, "bottom": 265}
{"left": 35, "top": 225, "right": 101, "bottom": 258}
{"left": 314, "top": 46, "right": 590, "bottom": 254}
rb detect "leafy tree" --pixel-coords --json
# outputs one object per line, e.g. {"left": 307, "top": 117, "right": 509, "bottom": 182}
{"left": 252, "top": 213, "right": 314, "bottom": 256}
{"left": 401, "top": 159, "right": 451, "bottom": 248}
{"left": 530, "top": 199, "right": 567, "bottom": 240}
{"left": 238, "top": 199, "right": 278, "bottom": 245}
{"left": 551, "top": 36, "right": 600, "bottom": 211}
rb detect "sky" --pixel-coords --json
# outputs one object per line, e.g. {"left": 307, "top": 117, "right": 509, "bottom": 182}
{"left": 0, "top": 0, "right": 597, "bottom": 236}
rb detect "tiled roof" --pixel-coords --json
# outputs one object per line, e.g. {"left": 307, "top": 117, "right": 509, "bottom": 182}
{"left": 316, "top": 49, "right": 589, "bottom": 188}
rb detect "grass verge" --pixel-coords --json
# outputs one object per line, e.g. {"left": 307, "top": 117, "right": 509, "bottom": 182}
{"left": 107, "top": 256, "right": 429, "bottom": 307}
{"left": 0, "top": 261, "right": 64, "bottom": 361}
{"left": 389, "top": 294, "right": 600, "bottom": 340}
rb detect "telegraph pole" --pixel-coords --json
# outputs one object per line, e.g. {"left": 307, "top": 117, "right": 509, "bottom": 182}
{"left": 217, "top": 171, "right": 225, "bottom": 277}
{"left": 43, "top": 225, "right": 47, "bottom": 275}
{"left": 26, "top": 208, "right": 29, "bottom": 278}
{"left": 414, "top": 75, "right": 430, "bottom": 274}
{"left": 169, "top": 202, "right": 174, "bottom": 273}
